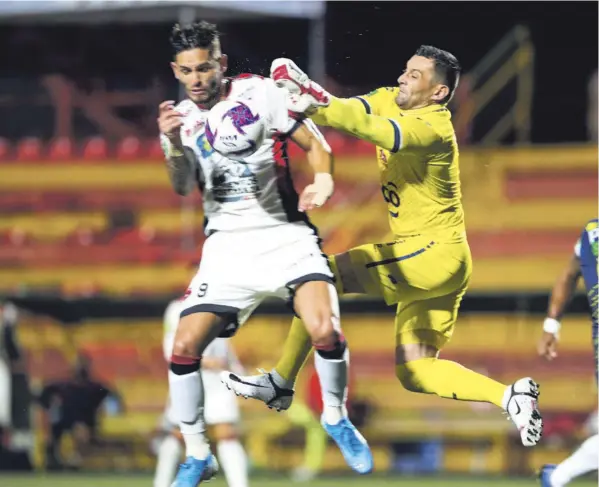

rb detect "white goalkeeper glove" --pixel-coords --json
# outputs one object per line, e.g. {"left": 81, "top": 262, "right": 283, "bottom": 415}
{"left": 298, "top": 173, "right": 334, "bottom": 212}
{"left": 270, "top": 58, "right": 332, "bottom": 114}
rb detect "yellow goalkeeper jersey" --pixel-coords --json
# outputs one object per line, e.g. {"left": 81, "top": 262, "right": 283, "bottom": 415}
{"left": 311, "top": 87, "right": 466, "bottom": 240}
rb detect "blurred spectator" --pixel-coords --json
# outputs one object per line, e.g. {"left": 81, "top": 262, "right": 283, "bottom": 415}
{"left": 38, "top": 353, "right": 121, "bottom": 470}
{"left": 0, "top": 302, "right": 33, "bottom": 471}
{"left": 587, "top": 68, "right": 597, "bottom": 142}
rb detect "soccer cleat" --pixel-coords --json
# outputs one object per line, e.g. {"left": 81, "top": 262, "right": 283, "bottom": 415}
{"left": 538, "top": 464, "right": 557, "bottom": 486}
{"left": 505, "top": 377, "right": 543, "bottom": 446}
{"left": 220, "top": 369, "right": 294, "bottom": 411}
{"left": 171, "top": 454, "right": 218, "bottom": 487}
{"left": 322, "top": 417, "right": 373, "bottom": 475}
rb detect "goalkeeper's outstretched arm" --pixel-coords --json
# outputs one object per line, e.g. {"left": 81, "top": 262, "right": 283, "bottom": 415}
{"left": 310, "top": 97, "right": 441, "bottom": 153}
{"left": 309, "top": 98, "right": 400, "bottom": 152}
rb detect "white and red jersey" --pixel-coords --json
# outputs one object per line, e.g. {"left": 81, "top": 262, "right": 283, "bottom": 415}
{"left": 168, "top": 75, "right": 328, "bottom": 236}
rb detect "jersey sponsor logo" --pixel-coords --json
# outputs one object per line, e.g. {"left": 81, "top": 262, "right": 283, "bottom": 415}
{"left": 197, "top": 132, "right": 216, "bottom": 158}
{"left": 211, "top": 160, "right": 260, "bottom": 203}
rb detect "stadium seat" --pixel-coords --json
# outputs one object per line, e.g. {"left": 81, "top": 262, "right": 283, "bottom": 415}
{"left": 324, "top": 130, "right": 348, "bottom": 153}
{"left": 116, "top": 136, "right": 142, "bottom": 160}
{"left": 82, "top": 136, "right": 108, "bottom": 160}
{"left": 147, "top": 137, "right": 164, "bottom": 160}
{"left": 0, "top": 137, "right": 10, "bottom": 161}
{"left": 16, "top": 137, "right": 42, "bottom": 161}
{"left": 47, "top": 136, "right": 74, "bottom": 161}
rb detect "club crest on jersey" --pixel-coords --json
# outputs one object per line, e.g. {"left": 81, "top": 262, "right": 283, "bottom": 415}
{"left": 224, "top": 102, "right": 260, "bottom": 135}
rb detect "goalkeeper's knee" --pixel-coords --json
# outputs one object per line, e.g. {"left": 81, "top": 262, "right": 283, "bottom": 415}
{"left": 395, "top": 358, "right": 435, "bottom": 393}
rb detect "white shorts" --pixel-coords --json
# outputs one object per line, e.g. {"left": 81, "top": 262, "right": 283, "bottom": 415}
{"left": 162, "top": 371, "right": 240, "bottom": 429}
{"left": 180, "top": 223, "right": 333, "bottom": 337}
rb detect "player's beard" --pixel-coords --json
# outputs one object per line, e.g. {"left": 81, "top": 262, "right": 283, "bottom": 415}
{"left": 189, "top": 76, "right": 221, "bottom": 107}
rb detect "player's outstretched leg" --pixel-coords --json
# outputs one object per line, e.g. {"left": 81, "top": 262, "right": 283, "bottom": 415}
{"left": 395, "top": 350, "right": 543, "bottom": 446}
{"left": 538, "top": 435, "right": 599, "bottom": 486}
{"left": 169, "top": 311, "right": 228, "bottom": 486}
{"left": 220, "top": 316, "right": 312, "bottom": 411}
{"left": 295, "top": 280, "right": 373, "bottom": 475}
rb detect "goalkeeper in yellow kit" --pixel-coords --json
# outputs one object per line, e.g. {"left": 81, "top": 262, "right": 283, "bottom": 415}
{"left": 221, "top": 46, "right": 543, "bottom": 448}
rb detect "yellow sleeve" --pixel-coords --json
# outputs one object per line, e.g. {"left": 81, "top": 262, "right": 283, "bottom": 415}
{"left": 310, "top": 98, "right": 441, "bottom": 153}
{"left": 353, "top": 87, "right": 397, "bottom": 116}
{"left": 309, "top": 97, "right": 400, "bottom": 152}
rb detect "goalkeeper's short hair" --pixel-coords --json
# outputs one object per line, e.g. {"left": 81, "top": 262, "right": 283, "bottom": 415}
{"left": 416, "top": 45, "right": 461, "bottom": 104}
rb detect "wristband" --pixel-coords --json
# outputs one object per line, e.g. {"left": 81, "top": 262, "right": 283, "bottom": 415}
{"left": 543, "top": 317, "right": 561, "bottom": 335}
{"left": 160, "top": 135, "right": 184, "bottom": 159}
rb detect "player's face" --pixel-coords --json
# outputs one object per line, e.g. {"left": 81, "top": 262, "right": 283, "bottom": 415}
{"left": 172, "top": 48, "right": 227, "bottom": 105}
{"left": 396, "top": 55, "right": 447, "bottom": 109}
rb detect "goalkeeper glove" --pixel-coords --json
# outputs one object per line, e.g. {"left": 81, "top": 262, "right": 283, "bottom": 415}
{"left": 270, "top": 58, "right": 331, "bottom": 114}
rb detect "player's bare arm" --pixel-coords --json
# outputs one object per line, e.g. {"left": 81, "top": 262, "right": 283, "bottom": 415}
{"left": 158, "top": 100, "right": 195, "bottom": 196}
{"left": 290, "top": 120, "right": 334, "bottom": 211}
{"left": 538, "top": 254, "right": 582, "bottom": 361}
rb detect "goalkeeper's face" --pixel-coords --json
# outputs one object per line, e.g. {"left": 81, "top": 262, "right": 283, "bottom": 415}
{"left": 172, "top": 48, "right": 227, "bottom": 105}
{"left": 396, "top": 56, "right": 449, "bottom": 109}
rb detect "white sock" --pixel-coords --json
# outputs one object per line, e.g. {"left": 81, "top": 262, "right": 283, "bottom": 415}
{"left": 168, "top": 369, "right": 211, "bottom": 459}
{"left": 550, "top": 434, "right": 599, "bottom": 486}
{"left": 314, "top": 348, "right": 349, "bottom": 425}
{"left": 154, "top": 435, "right": 183, "bottom": 487}
{"left": 217, "top": 439, "right": 249, "bottom": 487}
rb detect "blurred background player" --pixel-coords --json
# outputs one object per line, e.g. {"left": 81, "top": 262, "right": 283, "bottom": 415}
{"left": 538, "top": 218, "right": 598, "bottom": 487}
{"left": 159, "top": 21, "right": 370, "bottom": 486}
{"left": 224, "top": 49, "right": 543, "bottom": 448}
{"left": 154, "top": 298, "right": 248, "bottom": 487}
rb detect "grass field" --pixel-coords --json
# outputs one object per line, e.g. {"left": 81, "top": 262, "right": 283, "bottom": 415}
{"left": 0, "top": 473, "right": 596, "bottom": 487}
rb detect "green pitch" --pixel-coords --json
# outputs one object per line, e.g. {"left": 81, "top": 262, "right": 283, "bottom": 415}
{"left": 0, "top": 473, "right": 596, "bottom": 487}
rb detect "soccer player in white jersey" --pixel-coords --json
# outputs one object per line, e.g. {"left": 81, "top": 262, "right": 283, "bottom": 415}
{"left": 157, "top": 22, "right": 372, "bottom": 487}
{"left": 154, "top": 299, "right": 248, "bottom": 487}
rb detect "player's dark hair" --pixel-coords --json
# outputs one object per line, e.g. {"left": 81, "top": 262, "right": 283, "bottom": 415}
{"left": 415, "top": 45, "right": 461, "bottom": 104}
{"left": 170, "top": 21, "right": 221, "bottom": 58}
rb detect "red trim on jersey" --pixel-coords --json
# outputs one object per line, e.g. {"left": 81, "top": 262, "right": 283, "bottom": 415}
{"left": 272, "top": 136, "right": 287, "bottom": 168}
{"left": 272, "top": 135, "right": 305, "bottom": 223}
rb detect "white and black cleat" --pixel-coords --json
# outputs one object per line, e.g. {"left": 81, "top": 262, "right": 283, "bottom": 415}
{"left": 220, "top": 368, "right": 294, "bottom": 412}
{"left": 505, "top": 377, "right": 543, "bottom": 446}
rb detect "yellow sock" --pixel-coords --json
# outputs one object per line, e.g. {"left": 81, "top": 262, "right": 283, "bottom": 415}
{"left": 274, "top": 255, "right": 343, "bottom": 384}
{"left": 274, "top": 316, "right": 313, "bottom": 383}
{"left": 395, "top": 357, "right": 507, "bottom": 408}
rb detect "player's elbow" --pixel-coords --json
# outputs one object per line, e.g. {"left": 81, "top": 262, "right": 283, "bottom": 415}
{"left": 172, "top": 180, "right": 192, "bottom": 196}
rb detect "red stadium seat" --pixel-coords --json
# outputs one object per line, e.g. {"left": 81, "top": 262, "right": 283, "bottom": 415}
{"left": 82, "top": 136, "right": 108, "bottom": 160}
{"left": 117, "top": 136, "right": 142, "bottom": 160}
{"left": 47, "top": 137, "right": 74, "bottom": 161}
{"left": 147, "top": 137, "right": 164, "bottom": 160}
{"left": 16, "top": 137, "right": 42, "bottom": 161}
{"left": 324, "top": 130, "right": 349, "bottom": 153}
{"left": 0, "top": 138, "right": 10, "bottom": 161}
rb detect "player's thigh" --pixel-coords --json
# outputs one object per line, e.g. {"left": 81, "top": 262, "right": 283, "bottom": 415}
{"left": 394, "top": 284, "right": 468, "bottom": 353}
{"left": 179, "top": 249, "right": 263, "bottom": 342}
{"left": 348, "top": 238, "right": 471, "bottom": 305}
